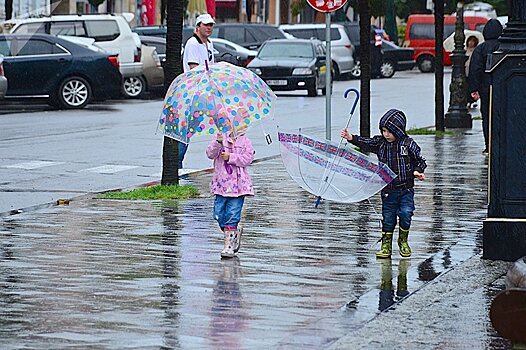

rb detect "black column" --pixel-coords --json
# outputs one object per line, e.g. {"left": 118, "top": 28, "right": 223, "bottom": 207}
{"left": 445, "top": 4, "right": 472, "bottom": 129}
{"left": 483, "top": 0, "right": 526, "bottom": 261}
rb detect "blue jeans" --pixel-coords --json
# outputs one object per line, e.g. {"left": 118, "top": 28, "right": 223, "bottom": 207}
{"left": 213, "top": 195, "right": 245, "bottom": 230}
{"left": 381, "top": 188, "right": 415, "bottom": 232}
{"left": 178, "top": 142, "right": 188, "bottom": 169}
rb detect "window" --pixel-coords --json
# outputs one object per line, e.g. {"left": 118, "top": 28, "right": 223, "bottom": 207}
{"left": 315, "top": 28, "right": 342, "bottom": 41}
{"left": 252, "top": 26, "right": 285, "bottom": 41}
{"left": 85, "top": 20, "right": 120, "bottom": 42}
{"left": 14, "top": 39, "right": 66, "bottom": 56}
{"left": 50, "top": 21, "right": 86, "bottom": 37}
{"left": 259, "top": 42, "right": 313, "bottom": 59}
{"left": 13, "top": 22, "right": 47, "bottom": 34}
{"left": 223, "top": 26, "right": 245, "bottom": 44}
{"left": 285, "top": 29, "right": 315, "bottom": 40}
{"left": 0, "top": 39, "right": 13, "bottom": 57}
{"left": 410, "top": 24, "right": 462, "bottom": 40}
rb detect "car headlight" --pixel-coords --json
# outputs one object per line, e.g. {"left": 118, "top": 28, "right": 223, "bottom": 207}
{"left": 292, "top": 68, "right": 313, "bottom": 75}
{"left": 249, "top": 68, "right": 262, "bottom": 75}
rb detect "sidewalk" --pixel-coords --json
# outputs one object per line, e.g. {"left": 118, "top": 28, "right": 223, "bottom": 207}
{"left": 0, "top": 120, "right": 513, "bottom": 349}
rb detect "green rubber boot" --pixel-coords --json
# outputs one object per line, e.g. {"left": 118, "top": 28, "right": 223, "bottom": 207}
{"left": 376, "top": 232, "right": 393, "bottom": 259}
{"left": 398, "top": 228, "right": 412, "bottom": 258}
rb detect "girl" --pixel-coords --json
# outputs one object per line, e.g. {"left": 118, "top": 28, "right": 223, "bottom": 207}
{"left": 206, "top": 126, "right": 254, "bottom": 258}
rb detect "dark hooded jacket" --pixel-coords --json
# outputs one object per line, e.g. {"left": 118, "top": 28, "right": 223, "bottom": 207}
{"left": 349, "top": 109, "right": 427, "bottom": 190}
{"left": 468, "top": 19, "right": 503, "bottom": 95}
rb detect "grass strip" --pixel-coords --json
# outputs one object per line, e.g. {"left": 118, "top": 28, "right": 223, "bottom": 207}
{"left": 98, "top": 184, "right": 199, "bottom": 200}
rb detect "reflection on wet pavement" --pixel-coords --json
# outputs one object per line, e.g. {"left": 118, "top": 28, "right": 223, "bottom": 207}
{"left": 0, "top": 132, "right": 505, "bottom": 348}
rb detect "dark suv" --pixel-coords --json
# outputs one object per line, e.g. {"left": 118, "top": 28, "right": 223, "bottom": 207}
{"left": 211, "top": 23, "right": 286, "bottom": 50}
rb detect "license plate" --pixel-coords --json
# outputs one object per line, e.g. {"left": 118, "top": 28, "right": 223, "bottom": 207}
{"left": 266, "top": 79, "right": 287, "bottom": 86}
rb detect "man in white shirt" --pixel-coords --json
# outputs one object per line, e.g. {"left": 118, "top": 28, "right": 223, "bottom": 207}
{"left": 179, "top": 13, "right": 216, "bottom": 168}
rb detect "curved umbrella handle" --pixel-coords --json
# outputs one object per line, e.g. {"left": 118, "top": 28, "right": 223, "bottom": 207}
{"left": 344, "top": 88, "right": 360, "bottom": 116}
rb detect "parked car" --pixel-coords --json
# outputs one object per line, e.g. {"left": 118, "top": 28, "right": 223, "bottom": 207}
{"left": 404, "top": 14, "right": 488, "bottom": 72}
{"left": 0, "top": 55, "right": 7, "bottom": 100}
{"left": 140, "top": 35, "right": 166, "bottom": 65}
{"left": 279, "top": 23, "right": 355, "bottom": 79}
{"left": 123, "top": 42, "right": 164, "bottom": 98}
{"left": 0, "top": 33, "right": 122, "bottom": 108}
{"left": 247, "top": 38, "right": 329, "bottom": 97}
{"left": 9, "top": 13, "right": 144, "bottom": 97}
{"left": 211, "top": 23, "right": 286, "bottom": 50}
{"left": 211, "top": 38, "right": 257, "bottom": 67}
{"left": 378, "top": 39, "right": 415, "bottom": 78}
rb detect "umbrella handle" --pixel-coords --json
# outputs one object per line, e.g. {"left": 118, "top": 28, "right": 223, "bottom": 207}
{"left": 344, "top": 88, "right": 360, "bottom": 118}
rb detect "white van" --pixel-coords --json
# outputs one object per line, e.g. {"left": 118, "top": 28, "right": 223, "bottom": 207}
{"left": 10, "top": 13, "right": 143, "bottom": 98}
{"left": 279, "top": 23, "right": 355, "bottom": 79}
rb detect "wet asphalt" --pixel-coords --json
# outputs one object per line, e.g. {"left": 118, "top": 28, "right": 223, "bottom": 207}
{"left": 0, "top": 120, "right": 514, "bottom": 349}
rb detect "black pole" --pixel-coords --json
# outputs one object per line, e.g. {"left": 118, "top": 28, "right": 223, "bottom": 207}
{"left": 445, "top": 2, "right": 472, "bottom": 129}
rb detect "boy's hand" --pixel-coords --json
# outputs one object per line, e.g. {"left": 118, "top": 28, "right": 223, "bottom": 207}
{"left": 220, "top": 151, "right": 230, "bottom": 161}
{"left": 340, "top": 128, "right": 352, "bottom": 141}
{"left": 414, "top": 171, "right": 425, "bottom": 181}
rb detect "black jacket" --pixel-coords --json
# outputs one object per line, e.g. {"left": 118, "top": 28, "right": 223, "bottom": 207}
{"left": 468, "top": 19, "right": 503, "bottom": 96}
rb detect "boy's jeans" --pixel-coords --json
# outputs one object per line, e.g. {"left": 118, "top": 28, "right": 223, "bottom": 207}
{"left": 213, "top": 195, "right": 245, "bottom": 230}
{"left": 381, "top": 188, "right": 415, "bottom": 232}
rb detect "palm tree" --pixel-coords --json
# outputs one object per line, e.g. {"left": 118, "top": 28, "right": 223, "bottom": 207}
{"left": 358, "top": 0, "right": 371, "bottom": 138}
{"left": 161, "top": 0, "right": 184, "bottom": 185}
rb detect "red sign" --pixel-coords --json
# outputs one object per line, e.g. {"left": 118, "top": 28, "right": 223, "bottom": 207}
{"left": 307, "top": 0, "right": 347, "bottom": 13}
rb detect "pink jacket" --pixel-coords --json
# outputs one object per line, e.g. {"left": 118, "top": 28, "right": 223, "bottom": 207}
{"left": 206, "top": 134, "right": 255, "bottom": 197}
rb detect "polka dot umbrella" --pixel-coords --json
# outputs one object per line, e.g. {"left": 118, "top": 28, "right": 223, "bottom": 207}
{"left": 158, "top": 61, "right": 277, "bottom": 144}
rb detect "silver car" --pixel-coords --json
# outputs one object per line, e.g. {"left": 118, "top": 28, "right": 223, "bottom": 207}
{"left": 0, "top": 55, "right": 7, "bottom": 100}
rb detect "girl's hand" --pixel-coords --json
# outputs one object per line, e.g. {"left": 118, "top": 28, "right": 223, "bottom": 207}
{"left": 340, "top": 128, "right": 352, "bottom": 141}
{"left": 216, "top": 133, "right": 224, "bottom": 143}
{"left": 414, "top": 171, "right": 425, "bottom": 181}
{"left": 220, "top": 151, "right": 230, "bottom": 161}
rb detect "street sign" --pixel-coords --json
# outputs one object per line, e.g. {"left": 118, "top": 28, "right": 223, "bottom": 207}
{"left": 306, "top": 0, "right": 347, "bottom": 13}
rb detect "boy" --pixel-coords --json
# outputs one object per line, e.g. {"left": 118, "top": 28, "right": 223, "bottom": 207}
{"left": 341, "top": 109, "right": 427, "bottom": 258}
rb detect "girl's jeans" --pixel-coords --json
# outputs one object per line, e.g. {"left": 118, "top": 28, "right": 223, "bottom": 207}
{"left": 213, "top": 195, "right": 245, "bottom": 231}
{"left": 381, "top": 188, "right": 415, "bottom": 232}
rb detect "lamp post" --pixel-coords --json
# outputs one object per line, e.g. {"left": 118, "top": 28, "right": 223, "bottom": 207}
{"left": 444, "top": 2, "right": 472, "bottom": 128}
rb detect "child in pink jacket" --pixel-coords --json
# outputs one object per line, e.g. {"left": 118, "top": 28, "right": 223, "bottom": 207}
{"left": 206, "top": 127, "right": 254, "bottom": 258}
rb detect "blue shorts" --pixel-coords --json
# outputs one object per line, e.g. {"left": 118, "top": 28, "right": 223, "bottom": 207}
{"left": 213, "top": 195, "right": 245, "bottom": 230}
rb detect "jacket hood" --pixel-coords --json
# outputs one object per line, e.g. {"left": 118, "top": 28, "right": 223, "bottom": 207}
{"left": 379, "top": 109, "right": 407, "bottom": 140}
{"left": 482, "top": 19, "right": 503, "bottom": 40}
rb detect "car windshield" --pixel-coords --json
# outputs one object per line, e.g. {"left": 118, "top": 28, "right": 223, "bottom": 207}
{"left": 259, "top": 42, "right": 313, "bottom": 59}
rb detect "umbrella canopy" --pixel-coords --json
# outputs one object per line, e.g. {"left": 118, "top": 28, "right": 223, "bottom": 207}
{"left": 278, "top": 130, "right": 397, "bottom": 203}
{"left": 443, "top": 29, "right": 484, "bottom": 52}
{"left": 158, "top": 61, "right": 276, "bottom": 144}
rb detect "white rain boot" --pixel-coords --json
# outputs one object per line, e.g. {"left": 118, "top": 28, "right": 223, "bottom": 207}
{"left": 234, "top": 225, "right": 243, "bottom": 253}
{"left": 221, "top": 229, "right": 238, "bottom": 258}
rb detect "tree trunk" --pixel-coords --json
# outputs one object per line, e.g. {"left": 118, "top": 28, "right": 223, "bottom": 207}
{"left": 359, "top": 0, "right": 371, "bottom": 138}
{"left": 4, "top": 0, "right": 12, "bottom": 20}
{"left": 434, "top": 0, "right": 445, "bottom": 132}
{"left": 161, "top": 0, "right": 184, "bottom": 186}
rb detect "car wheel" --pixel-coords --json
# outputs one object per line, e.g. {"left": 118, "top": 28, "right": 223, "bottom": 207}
{"left": 57, "top": 76, "right": 91, "bottom": 109}
{"left": 418, "top": 56, "right": 435, "bottom": 73}
{"left": 123, "top": 76, "right": 145, "bottom": 98}
{"left": 380, "top": 60, "right": 396, "bottom": 78}
{"left": 307, "top": 75, "right": 318, "bottom": 97}
{"left": 350, "top": 61, "right": 361, "bottom": 79}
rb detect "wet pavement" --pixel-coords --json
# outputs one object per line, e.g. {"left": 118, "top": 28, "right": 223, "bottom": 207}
{"left": 0, "top": 121, "right": 514, "bottom": 349}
